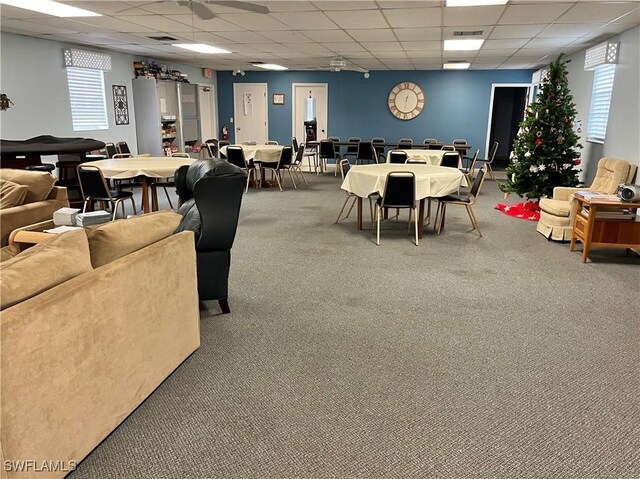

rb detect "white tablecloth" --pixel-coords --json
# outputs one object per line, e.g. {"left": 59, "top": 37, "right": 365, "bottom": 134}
{"left": 386, "top": 149, "right": 454, "bottom": 166}
{"left": 82, "top": 157, "right": 195, "bottom": 179}
{"left": 341, "top": 164, "right": 468, "bottom": 200}
{"left": 219, "top": 144, "right": 284, "bottom": 163}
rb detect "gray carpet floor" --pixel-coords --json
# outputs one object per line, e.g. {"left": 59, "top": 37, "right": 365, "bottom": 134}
{"left": 70, "top": 171, "right": 639, "bottom": 479}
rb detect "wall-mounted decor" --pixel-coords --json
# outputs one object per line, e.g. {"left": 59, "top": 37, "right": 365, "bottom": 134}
{"left": 272, "top": 93, "right": 285, "bottom": 105}
{"left": 112, "top": 85, "right": 129, "bottom": 125}
{"left": 388, "top": 82, "right": 425, "bottom": 120}
{"left": 0, "top": 93, "right": 14, "bottom": 111}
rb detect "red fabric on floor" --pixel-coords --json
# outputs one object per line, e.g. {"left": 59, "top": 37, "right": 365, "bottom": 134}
{"left": 495, "top": 201, "right": 541, "bottom": 221}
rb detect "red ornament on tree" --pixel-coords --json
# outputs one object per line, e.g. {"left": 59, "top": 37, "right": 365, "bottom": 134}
{"left": 574, "top": 159, "right": 581, "bottom": 165}
{"left": 535, "top": 138, "right": 543, "bottom": 146}
{"left": 564, "top": 117, "right": 569, "bottom": 124}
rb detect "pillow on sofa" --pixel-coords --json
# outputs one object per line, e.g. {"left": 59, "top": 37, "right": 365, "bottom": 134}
{"left": 0, "top": 229, "right": 92, "bottom": 310}
{"left": 0, "top": 178, "right": 29, "bottom": 208}
{"left": 0, "top": 169, "right": 56, "bottom": 204}
{"left": 86, "top": 211, "right": 182, "bottom": 268}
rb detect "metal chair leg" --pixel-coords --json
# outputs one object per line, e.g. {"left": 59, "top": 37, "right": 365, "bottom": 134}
{"left": 375, "top": 205, "right": 381, "bottom": 245}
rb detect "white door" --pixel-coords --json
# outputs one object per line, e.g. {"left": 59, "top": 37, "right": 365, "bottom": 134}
{"left": 198, "top": 84, "right": 217, "bottom": 141}
{"left": 292, "top": 83, "right": 328, "bottom": 143}
{"left": 233, "top": 83, "right": 268, "bottom": 144}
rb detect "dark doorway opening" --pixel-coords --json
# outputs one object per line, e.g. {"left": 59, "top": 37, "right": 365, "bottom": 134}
{"left": 488, "top": 86, "right": 529, "bottom": 169}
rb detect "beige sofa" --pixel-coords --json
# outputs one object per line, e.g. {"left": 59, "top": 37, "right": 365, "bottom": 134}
{"left": 0, "top": 211, "right": 200, "bottom": 479}
{"left": 537, "top": 157, "right": 637, "bottom": 241}
{"left": 0, "top": 169, "right": 69, "bottom": 247}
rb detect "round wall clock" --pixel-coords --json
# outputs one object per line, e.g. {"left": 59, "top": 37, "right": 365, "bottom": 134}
{"left": 388, "top": 81, "right": 425, "bottom": 120}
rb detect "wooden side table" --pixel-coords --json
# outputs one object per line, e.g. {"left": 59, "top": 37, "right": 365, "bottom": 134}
{"left": 569, "top": 195, "right": 640, "bottom": 262}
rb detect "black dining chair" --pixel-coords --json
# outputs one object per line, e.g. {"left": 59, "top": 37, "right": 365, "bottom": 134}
{"left": 356, "top": 140, "right": 377, "bottom": 165}
{"left": 343, "top": 137, "right": 360, "bottom": 162}
{"left": 335, "top": 159, "right": 357, "bottom": 224}
{"left": 372, "top": 138, "right": 386, "bottom": 161}
{"left": 227, "top": 146, "right": 258, "bottom": 193}
{"left": 435, "top": 168, "right": 485, "bottom": 237}
{"left": 218, "top": 140, "right": 230, "bottom": 159}
{"left": 273, "top": 146, "right": 295, "bottom": 190}
{"left": 440, "top": 151, "right": 460, "bottom": 168}
{"left": 327, "top": 136, "right": 341, "bottom": 159}
{"left": 428, "top": 142, "right": 443, "bottom": 150}
{"left": 423, "top": 138, "right": 439, "bottom": 146}
{"left": 77, "top": 165, "right": 136, "bottom": 220}
{"left": 460, "top": 148, "right": 479, "bottom": 182}
{"left": 397, "top": 138, "right": 413, "bottom": 150}
{"left": 375, "top": 172, "right": 418, "bottom": 246}
{"left": 290, "top": 142, "right": 309, "bottom": 187}
{"left": 474, "top": 141, "right": 499, "bottom": 180}
{"left": 441, "top": 145, "right": 456, "bottom": 151}
{"left": 388, "top": 150, "right": 408, "bottom": 164}
{"left": 318, "top": 139, "right": 338, "bottom": 175}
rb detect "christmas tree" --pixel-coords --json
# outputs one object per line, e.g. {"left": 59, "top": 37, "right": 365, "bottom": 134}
{"left": 499, "top": 54, "right": 582, "bottom": 200}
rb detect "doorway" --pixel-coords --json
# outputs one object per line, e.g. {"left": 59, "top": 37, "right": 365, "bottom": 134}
{"left": 233, "top": 83, "right": 268, "bottom": 144}
{"left": 292, "top": 83, "right": 328, "bottom": 144}
{"left": 486, "top": 84, "right": 530, "bottom": 168}
{"left": 198, "top": 84, "right": 217, "bottom": 142}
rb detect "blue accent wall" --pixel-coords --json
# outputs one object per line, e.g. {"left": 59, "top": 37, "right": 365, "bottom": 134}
{"left": 217, "top": 69, "right": 533, "bottom": 156}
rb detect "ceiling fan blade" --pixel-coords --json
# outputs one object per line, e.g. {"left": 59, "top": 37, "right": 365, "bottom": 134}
{"left": 191, "top": 1, "right": 216, "bottom": 20}
{"left": 207, "top": 1, "right": 270, "bottom": 14}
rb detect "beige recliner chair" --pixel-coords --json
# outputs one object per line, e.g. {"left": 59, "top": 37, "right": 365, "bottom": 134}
{"left": 537, "top": 157, "right": 637, "bottom": 241}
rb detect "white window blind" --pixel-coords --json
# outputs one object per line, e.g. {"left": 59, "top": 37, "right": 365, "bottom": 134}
{"left": 587, "top": 64, "right": 616, "bottom": 143}
{"left": 66, "top": 67, "right": 108, "bottom": 131}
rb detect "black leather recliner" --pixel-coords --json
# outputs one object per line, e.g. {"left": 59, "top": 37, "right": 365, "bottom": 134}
{"left": 175, "top": 159, "right": 246, "bottom": 313}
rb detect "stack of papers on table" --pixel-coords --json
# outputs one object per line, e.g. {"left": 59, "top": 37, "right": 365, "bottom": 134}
{"left": 53, "top": 207, "right": 81, "bottom": 226}
{"left": 76, "top": 211, "right": 111, "bottom": 227}
{"left": 43, "top": 225, "right": 83, "bottom": 234}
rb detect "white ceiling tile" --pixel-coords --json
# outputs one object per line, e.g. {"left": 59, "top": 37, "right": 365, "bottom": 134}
{"left": 0, "top": 19, "right": 77, "bottom": 35}
{"left": 244, "top": 43, "right": 294, "bottom": 53}
{"left": 476, "top": 48, "right": 518, "bottom": 58}
{"left": 257, "top": 30, "right": 314, "bottom": 43}
{"left": 499, "top": 3, "right": 573, "bottom": 25}
{"left": 444, "top": 51, "right": 476, "bottom": 60}
{"left": 490, "top": 24, "right": 547, "bottom": 39}
{"left": 216, "top": 13, "right": 290, "bottom": 31}
{"left": 401, "top": 41, "right": 441, "bottom": 51}
{"left": 325, "top": 10, "right": 388, "bottom": 29}
{"left": 294, "top": 43, "right": 333, "bottom": 53}
{"left": 301, "top": 29, "right": 352, "bottom": 42}
{"left": 26, "top": 17, "right": 110, "bottom": 34}
{"left": 271, "top": 12, "right": 338, "bottom": 30}
{"left": 257, "top": 2, "right": 319, "bottom": 13}
{"left": 407, "top": 50, "right": 442, "bottom": 59}
{"left": 539, "top": 23, "right": 606, "bottom": 38}
{"left": 557, "top": 2, "right": 640, "bottom": 24}
{"left": 69, "top": 15, "right": 157, "bottom": 33}
{"left": 135, "top": 2, "right": 195, "bottom": 15}
{"left": 524, "top": 37, "right": 574, "bottom": 49}
{"left": 216, "top": 31, "right": 272, "bottom": 43}
{"left": 444, "top": 5, "right": 506, "bottom": 27}
{"left": 580, "top": 22, "right": 638, "bottom": 40}
{"left": 482, "top": 39, "right": 529, "bottom": 49}
{"left": 0, "top": 4, "right": 49, "bottom": 19}
{"left": 348, "top": 29, "right": 397, "bottom": 42}
{"left": 66, "top": 1, "right": 136, "bottom": 15}
{"left": 394, "top": 28, "right": 441, "bottom": 41}
{"left": 383, "top": 8, "right": 441, "bottom": 28}
{"left": 313, "top": 1, "right": 378, "bottom": 10}
{"left": 361, "top": 42, "right": 403, "bottom": 52}
{"left": 337, "top": 51, "right": 374, "bottom": 59}
{"left": 123, "top": 15, "right": 198, "bottom": 32}
{"left": 378, "top": 1, "right": 440, "bottom": 8}
{"left": 325, "top": 42, "right": 367, "bottom": 52}
{"left": 171, "top": 15, "right": 245, "bottom": 31}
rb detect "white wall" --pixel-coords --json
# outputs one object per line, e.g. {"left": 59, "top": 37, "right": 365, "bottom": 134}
{"left": 565, "top": 26, "right": 640, "bottom": 184}
{"left": 0, "top": 32, "right": 217, "bottom": 157}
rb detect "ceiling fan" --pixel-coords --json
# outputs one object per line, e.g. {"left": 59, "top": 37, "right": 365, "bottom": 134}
{"left": 305, "top": 58, "right": 369, "bottom": 74}
{"left": 175, "top": 1, "right": 270, "bottom": 20}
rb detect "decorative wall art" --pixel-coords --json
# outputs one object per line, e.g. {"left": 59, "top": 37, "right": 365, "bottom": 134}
{"left": 112, "top": 85, "right": 129, "bottom": 125}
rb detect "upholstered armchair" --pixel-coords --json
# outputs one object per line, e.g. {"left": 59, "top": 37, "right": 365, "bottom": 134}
{"left": 537, "top": 157, "right": 637, "bottom": 241}
{"left": 174, "top": 159, "right": 246, "bottom": 313}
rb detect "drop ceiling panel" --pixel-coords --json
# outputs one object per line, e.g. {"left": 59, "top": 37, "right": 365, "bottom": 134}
{"left": 483, "top": 39, "right": 529, "bottom": 49}
{"left": 71, "top": 16, "right": 157, "bottom": 33}
{"left": 66, "top": 1, "right": 136, "bottom": 15}
{"left": 325, "top": 42, "right": 367, "bottom": 52}
{"left": 313, "top": 1, "right": 378, "bottom": 10}
{"left": 490, "top": 24, "right": 547, "bottom": 39}
{"left": 524, "top": 37, "right": 575, "bottom": 49}
{"left": 170, "top": 15, "right": 245, "bottom": 32}
{"left": 216, "top": 13, "right": 290, "bottom": 31}
{"left": 383, "top": 8, "right": 441, "bottom": 28}
{"left": 0, "top": 19, "right": 78, "bottom": 35}
{"left": 394, "top": 28, "right": 441, "bottom": 41}
{"left": 301, "top": 30, "right": 353, "bottom": 42}
{"left": 499, "top": 3, "right": 573, "bottom": 24}
{"left": 325, "top": 10, "right": 388, "bottom": 29}
{"left": 361, "top": 42, "right": 403, "bottom": 52}
{"left": 348, "top": 29, "right": 397, "bottom": 42}
{"left": 444, "top": 6, "right": 506, "bottom": 27}
{"left": 407, "top": 51, "right": 442, "bottom": 59}
{"left": 557, "top": 2, "right": 640, "bottom": 24}
{"left": 257, "top": 30, "right": 314, "bottom": 43}
{"left": 271, "top": 12, "right": 338, "bottom": 30}
{"left": 124, "top": 15, "right": 200, "bottom": 32}
{"left": 401, "top": 41, "right": 441, "bottom": 51}
{"left": 539, "top": 23, "right": 606, "bottom": 38}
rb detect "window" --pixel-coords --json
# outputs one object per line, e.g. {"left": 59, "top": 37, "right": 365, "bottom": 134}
{"left": 587, "top": 64, "right": 616, "bottom": 143}
{"left": 66, "top": 66, "right": 108, "bottom": 131}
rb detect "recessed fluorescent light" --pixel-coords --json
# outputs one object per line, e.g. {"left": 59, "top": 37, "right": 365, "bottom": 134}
{"left": 446, "top": 0, "right": 507, "bottom": 6}
{"left": 444, "top": 62, "right": 471, "bottom": 70}
{"left": 172, "top": 44, "right": 231, "bottom": 54}
{"left": 444, "top": 39, "right": 485, "bottom": 51}
{"left": 253, "top": 63, "right": 288, "bottom": 71}
{"left": 0, "top": 0, "right": 101, "bottom": 17}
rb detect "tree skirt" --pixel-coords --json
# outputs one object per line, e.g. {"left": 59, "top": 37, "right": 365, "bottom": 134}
{"left": 495, "top": 201, "right": 541, "bottom": 221}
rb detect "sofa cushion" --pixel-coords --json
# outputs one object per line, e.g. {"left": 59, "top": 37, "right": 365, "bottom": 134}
{"left": 0, "top": 178, "right": 28, "bottom": 208}
{"left": 0, "top": 229, "right": 92, "bottom": 310}
{"left": 86, "top": 211, "right": 182, "bottom": 268}
{"left": 0, "top": 169, "right": 56, "bottom": 204}
{"left": 539, "top": 198, "right": 571, "bottom": 217}
{"left": 0, "top": 244, "right": 19, "bottom": 262}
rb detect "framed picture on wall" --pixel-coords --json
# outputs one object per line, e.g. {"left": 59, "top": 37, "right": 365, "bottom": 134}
{"left": 272, "top": 93, "right": 285, "bottom": 105}
{"left": 113, "top": 85, "right": 129, "bottom": 125}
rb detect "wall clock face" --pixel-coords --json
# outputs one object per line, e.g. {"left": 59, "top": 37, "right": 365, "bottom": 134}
{"left": 388, "top": 82, "right": 425, "bottom": 120}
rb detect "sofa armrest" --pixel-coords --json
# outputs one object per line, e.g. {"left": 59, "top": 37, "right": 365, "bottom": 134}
{"left": 552, "top": 186, "right": 590, "bottom": 201}
{"left": 47, "top": 186, "right": 69, "bottom": 202}
{"left": 0, "top": 197, "right": 69, "bottom": 247}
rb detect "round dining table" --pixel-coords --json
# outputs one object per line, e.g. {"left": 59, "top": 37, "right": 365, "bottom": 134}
{"left": 386, "top": 149, "right": 455, "bottom": 166}
{"left": 82, "top": 156, "right": 195, "bottom": 213}
{"left": 340, "top": 163, "right": 468, "bottom": 239}
{"left": 219, "top": 144, "right": 284, "bottom": 163}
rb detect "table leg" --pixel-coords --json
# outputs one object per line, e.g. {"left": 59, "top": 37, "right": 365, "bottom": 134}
{"left": 418, "top": 199, "right": 425, "bottom": 239}
{"left": 581, "top": 204, "right": 596, "bottom": 263}
{"left": 356, "top": 197, "right": 363, "bottom": 230}
{"left": 569, "top": 200, "right": 580, "bottom": 252}
{"left": 141, "top": 177, "right": 150, "bottom": 214}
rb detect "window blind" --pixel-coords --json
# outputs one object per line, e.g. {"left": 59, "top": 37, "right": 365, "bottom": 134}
{"left": 587, "top": 64, "right": 616, "bottom": 143}
{"left": 66, "top": 67, "right": 108, "bottom": 131}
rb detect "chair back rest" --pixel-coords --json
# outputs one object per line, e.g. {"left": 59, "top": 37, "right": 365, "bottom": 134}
{"left": 440, "top": 152, "right": 460, "bottom": 168}
{"left": 77, "top": 165, "right": 111, "bottom": 200}
{"left": 293, "top": 143, "right": 305, "bottom": 165}
{"left": 278, "top": 146, "right": 293, "bottom": 167}
{"left": 291, "top": 137, "right": 299, "bottom": 152}
{"left": 470, "top": 167, "right": 486, "bottom": 197}
{"left": 226, "top": 146, "right": 246, "bottom": 168}
{"left": 203, "top": 143, "right": 216, "bottom": 158}
{"left": 389, "top": 150, "right": 408, "bottom": 164}
{"left": 487, "top": 141, "right": 499, "bottom": 163}
{"left": 441, "top": 145, "right": 455, "bottom": 151}
{"left": 319, "top": 139, "right": 336, "bottom": 159}
{"left": 470, "top": 148, "right": 480, "bottom": 162}
{"left": 193, "top": 175, "right": 245, "bottom": 251}
{"left": 357, "top": 141, "right": 375, "bottom": 161}
{"left": 406, "top": 159, "right": 427, "bottom": 164}
{"left": 104, "top": 142, "right": 118, "bottom": 158}
{"left": 428, "top": 142, "right": 443, "bottom": 150}
{"left": 175, "top": 164, "right": 191, "bottom": 203}
{"left": 453, "top": 139, "right": 467, "bottom": 145}
{"left": 116, "top": 141, "right": 131, "bottom": 155}
{"left": 266, "top": 140, "right": 279, "bottom": 145}
{"left": 382, "top": 172, "right": 415, "bottom": 208}
{"left": 346, "top": 137, "right": 360, "bottom": 154}
{"left": 398, "top": 139, "right": 413, "bottom": 149}
{"left": 171, "top": 152, "right": 191, "bottom": 158}
{"left": 591, "top": 157, "right": 635, "bottom": 193}
{"left": 423, "top": 138, "right": 438, "bottom": 145}
{"left": 339, "top": 159, "right": 351, "bottom": 180}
